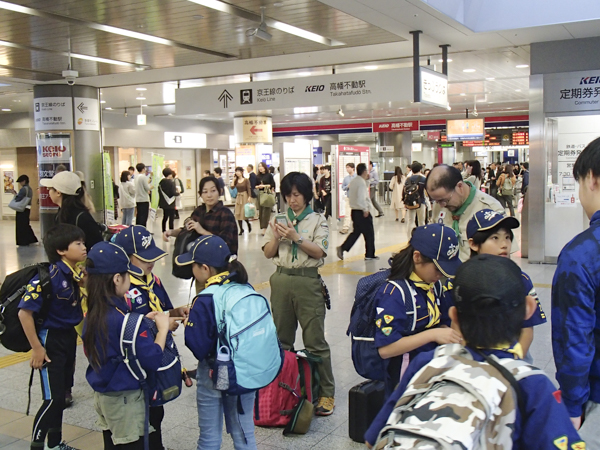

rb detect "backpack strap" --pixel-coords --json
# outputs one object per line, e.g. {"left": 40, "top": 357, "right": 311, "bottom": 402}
{"left": 388, "top": 280, "right": 417, "bottom": 332}
{"left": 35, "top": 264, "right": 53, "bottom": 328}
{"left": 75, "top": 211, "right": 84, "bottom": 228}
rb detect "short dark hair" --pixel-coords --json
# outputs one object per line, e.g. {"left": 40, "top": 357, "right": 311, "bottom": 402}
{"left": 356, "top": 163, "right": 368, "bottom": 176}
{"left": 280, "top": 172, "right": 313, "bottom": 205}
{"left": 199, "top": 176, "right": 219, "bottom": 193}
{"left": 162, "top": 167, "right": 173, "bottom": 177}
{"left": 573, "top": 137, "right": 600, "bottom": 181}
{"left": 346, "top": 162, "right": 355, "bottom": 169}
{"left": 128, "top": 166, "right": 135, "bottom": 172}
{"left": 135, "top": 163, "right": 146, "bottom": 173}
{"left": 44, "top": 224, "right": 85, "bottom": 264}
{"left": 120, "top": 170, "right": 130, "bottom": 183}
{"left": 16, "top": 175, "right": 29, "bottom": 184}
{"left": 469, "top": 224, "right": 515, "bottom": 258}
{"left": 426, "top": 165, "right": 463, "bottom": 192}
{"left": 454, "top": 259, "right": 526, "bottom": 349}
{"left": 214, "top": 167, "right": 222, "bottom": 175}
{"left": 247, "top": 164, "right": 254, "bottom": 170}
{"left": 269, "top": 166, "right": 275, "bottom": 174}
{"left": 521, "top": 162, "right": 529, "bottom": 170}
{"left": 411, "top": 162, "right": 423, "bottom": 174}
{"left": 323, "top": 165, "right": 331, "bottom": 172}
{"left": 369, "top": 161, "right": 374, "bottom": 166}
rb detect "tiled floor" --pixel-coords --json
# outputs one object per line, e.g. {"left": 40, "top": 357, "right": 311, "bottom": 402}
{"left": 0, "top": 205, "right": 558, "bottom": 449}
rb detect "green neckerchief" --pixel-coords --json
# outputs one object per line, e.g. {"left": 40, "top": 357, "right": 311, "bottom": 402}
{"left": 287, "top": 205, "right": 313, "bottom": 262}
{"left": 451, "top": 181, "right": 476, "bottom": 237}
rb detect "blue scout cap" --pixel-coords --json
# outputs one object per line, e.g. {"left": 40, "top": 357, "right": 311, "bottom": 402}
{"left": 466, "top": 209, "right": 520, "bottom": 240}
{"left": 175, "top": 235, "right": 232, "bottom": 268}
{"left": 411, "top": 224, "right": 461, "bottom": 278}
{"left": 114, "top": 225, "right": 167, "bottom": 262}
{"left": 86, "top": 241, "right": 143, "bottom": 276}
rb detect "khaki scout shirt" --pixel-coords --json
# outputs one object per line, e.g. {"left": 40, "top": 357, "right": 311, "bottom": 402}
{"left": 432, "top": 190, "right": 504, "bottom": 262}
{"left": 262, "top": 211, "right": 329, "bottom": 268}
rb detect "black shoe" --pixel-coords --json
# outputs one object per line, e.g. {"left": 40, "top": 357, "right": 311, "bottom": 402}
{"left": 248, "top": 223, "right": 252, "bottom": 233}
{"left": 365, "top": 256, "right": 380, "bottom": 261}
{"left": 401, "top": 218, "right": 405, "bottom": 223}
{"left": 238, "top": 229, "right": 244, "bottom": 236}
{"left": 64, "top": 391, "right": 73, "bottom": 408}
{"left": 395, "top": 218, "right": 399, "bottom": 221}
{"left": 376, "top": 213, "right": 384, "bottom": 218}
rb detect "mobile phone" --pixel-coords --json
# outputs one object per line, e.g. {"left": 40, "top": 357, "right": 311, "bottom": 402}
{"left": 275, "top": 214, "right": 288, "bottom": 226}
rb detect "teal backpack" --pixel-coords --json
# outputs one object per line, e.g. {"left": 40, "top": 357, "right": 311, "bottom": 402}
{"left": 204, "top": 282, "right": 284, "bottom": 395}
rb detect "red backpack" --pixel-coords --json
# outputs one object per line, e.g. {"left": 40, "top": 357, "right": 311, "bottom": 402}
{"left": 253, "top": 350, "right": 320, "bottom": 427}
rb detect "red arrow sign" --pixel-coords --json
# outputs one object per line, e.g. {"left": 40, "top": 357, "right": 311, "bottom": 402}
{"left": 250, "top": 126, "right": 263, "bottom": 135}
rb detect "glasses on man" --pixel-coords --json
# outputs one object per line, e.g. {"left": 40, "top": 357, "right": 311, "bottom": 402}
{"left": 435, "top": 188, "right": 455, "bottom": 206}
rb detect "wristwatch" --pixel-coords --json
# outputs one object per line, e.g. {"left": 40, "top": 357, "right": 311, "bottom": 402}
{"left": 295, "top": 236, "right": 304, "bottom": 245}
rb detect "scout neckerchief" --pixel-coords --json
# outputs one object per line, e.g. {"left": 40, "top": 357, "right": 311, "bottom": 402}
{"left": 409, "top": 272, "right": 441, "bottom": 328}
{"left": 205, "top": 271, "right": 231, "bottom": 288}
{"left": 451, "top": 181, "right": 476, "bottom": 237}
{"left": 479, "top": 342, "right": 524, "bottom": 360}
{"left": 287, "top": 205, "right": 314, "bottom": 262}
{"left": 130, "top": 273, "right": 163, "bottom": 312}
{"left": 62, "top": 260, "right": 83, "bottom": 306}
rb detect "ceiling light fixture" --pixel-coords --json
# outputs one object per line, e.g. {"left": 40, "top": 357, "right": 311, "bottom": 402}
{"left": 187, "top": 0, "right": 344, "bottom": 45}
{"left": 100, "top": 100, "right": 106, "bottom": 104}
{"left": 515, "top": 89, "right": 521, "bottom": 92}
{"left": 105, "top": 107, "right": 113, "bottom": 110}
{"left": 438, "top": 59, "right": 452, "bottom": 63}
{"left": 486, "top": 77, "right": 496, "bottom": 81}
{"left": 1, "top": 108, "right": 11, "bottom": 111}
{"left": 337, "top": 107, "right": 344, "bottom": 117}
{"left": 364, "top": 65, "right": 378, "bottom": 70}
{"left": 136, "top": 87, "right": 147, "bottom": 91}
{"left": 460, "top": 93, "right": 466, "bottom": 96}
{"left": 463, "top": 69, "right": 476, "bottom": 73}
{"left": 246, "top": 7, "right": 272, "bottom": 41}
{"left": 516, "top": 64, "right": 529, "bottom": 68}
{"left": 136, "top": 96, "right": 146, "bottom": 100}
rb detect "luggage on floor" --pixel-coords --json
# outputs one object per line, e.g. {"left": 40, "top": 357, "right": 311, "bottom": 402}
{"left": 348, "top": 380, "right": 385, "bottom": 443}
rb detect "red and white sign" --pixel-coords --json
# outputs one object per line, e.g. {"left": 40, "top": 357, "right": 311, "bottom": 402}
{"left": 37, "top": 134, "right": 72, "bottom": 210}
{"left": 427, "top": 131, "right": 441, "bottom": 141}
{"left": 373, "top": 121, "right": 418, "bottom": 132}
{"left": 335, "top": 145, "right": 370, "bottom": 218}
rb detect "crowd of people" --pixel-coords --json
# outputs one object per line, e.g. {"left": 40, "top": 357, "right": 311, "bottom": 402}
{"left": 6, "top": 140, "right": 600, "bottom": 449}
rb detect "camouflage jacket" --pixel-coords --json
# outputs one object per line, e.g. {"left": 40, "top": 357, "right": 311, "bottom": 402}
{"left": 552, "top": 210, "right": 600, "bottom": 417}
{"left": 365, "top": 346, "right": 582, "bottom": 449}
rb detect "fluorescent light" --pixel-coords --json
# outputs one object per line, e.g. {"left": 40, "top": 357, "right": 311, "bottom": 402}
{"left": 364, "top": 65, "right": 378, "bottom": 70}
{"left": 1, "top": 108, "right": 10, "bottom": 111}
{"left": 184, "top": 0, "right": 344, "bottom": 46}
{"left": 105, "top": 107, "right": 113, "bottom": 110}
{"left": 70, "top": 52, "right": 142, "bottom": 67}
{"left": 438, "top": 59, "right": 452, "bottom": 63}
{"left": 100, "top": 100, "right": 106, "bottom": 104}
{"left": 516, "top": 64, "right": 529, "bottom": 68}
{"left": 136, "top": 87, "right": 147, "bottom": 91}
{"left": 463, "top": 69, "right": 476, "bottom": 73}
{"left": 460, "top": 93, "right": 466, "bottom": 96}
{"left": 515, "top": 89, "right": 521, "bottom": 92}
{"left": 136, "top": 96, "right": 146, "bottom": 100}
{"left": 298, "top": 72, "right": 311, "bottom": 77}
{"left": 486, "top": 77, "right": 496, "bottom": 81}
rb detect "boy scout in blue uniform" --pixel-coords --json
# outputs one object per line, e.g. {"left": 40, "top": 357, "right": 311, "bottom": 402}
{"left": 552, "top": 136, "right": 600, "bottom": 446}
{"left": 366, "top": 255, "right": 583, "bottom": 449}
{"left": 18, "top": 224, "right": 87, "bottom": 450}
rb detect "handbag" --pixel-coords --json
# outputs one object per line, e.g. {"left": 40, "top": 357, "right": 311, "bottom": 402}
{"left": 282, "top": 395, "right": 314, "bottom": 436}
{"left": 244, "top": 203, "right": 256, "bottom": 219}
{"left": 8, "top": 196, "right": 29, "bottom": 213}
{"left": 259, "top": 188, "right": 276, "bottom": 208}
{"left": 229, "top": 186, "right": 238, "bottom": 199}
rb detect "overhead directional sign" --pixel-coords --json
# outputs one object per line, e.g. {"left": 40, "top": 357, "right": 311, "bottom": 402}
{"left": 177, "top": 68, "right": 414, "bottom": 115}
{"left": 234, "top": 116, "right": 272, "bottom": 144}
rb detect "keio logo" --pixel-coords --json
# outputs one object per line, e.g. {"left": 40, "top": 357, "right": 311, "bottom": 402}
{"left": 580, "top": 76, "right": 600, "bottom": 85}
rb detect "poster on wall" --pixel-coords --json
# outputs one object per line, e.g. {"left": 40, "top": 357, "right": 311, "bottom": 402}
{"left": 102, "top": 153, "right": 115, "bottom": 223}
{"left": 36, "top": 133, "right": 72, "bottom": 210}
{"left": 149, "top": 153, "right": 165, "bottom": 222}
{"left": 3, "top": 171, "right": 14, "bottom": 194}
{"left": 336, "top": 145, "right": 369, "bottom": 218}
{"left": 236, "top": 145, "right": 256, "bottom": 174}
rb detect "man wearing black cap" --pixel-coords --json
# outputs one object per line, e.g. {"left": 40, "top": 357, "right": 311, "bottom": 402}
{"left": 426, "top": 164, "right": 504, "bottom": 261}
{"left": 365, "top": 255, "right": 582, "bottom": 448}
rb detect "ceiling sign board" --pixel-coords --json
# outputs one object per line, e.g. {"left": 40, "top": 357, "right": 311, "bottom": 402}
{"left": 177, "top": 68, "right": 413, "bottom": 115}
{"left": 544, "top": 70, "right": 600, "bottom": 113}
{"left": 34, "top": 97, "right": 73, "bottom": 131}
{"left": 373, "top": 121, "right": 418, "bottom": 132}
{"left": 233, "top": 116, "right": 273, "bottom": 144}
{"left": 164, "top": 132, "right": 207, "bottom": 148}
{"left": 420, "top": 67, "right": 448, "bottom": 109}
{"left": 74, "top": 98, "right": 100, "bottom": 131}
{"left": 379, "top": 146, "right": 394, "bottom": 153}
{"left": 447, "top": 119, "right": 485, "bottom": 141}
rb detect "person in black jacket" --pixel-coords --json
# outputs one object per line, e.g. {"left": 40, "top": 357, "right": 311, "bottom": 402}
{"left": 13, "top": 174, "right": 38, "bottom": 246}
{"left": 41, "top": 171, "right": 102, "bottom": 252}
{"left": 256, "top": 162, "right": 275, "bottom": 234}
{"left": 158, "top": 167, "right": 180, "bottom": 233}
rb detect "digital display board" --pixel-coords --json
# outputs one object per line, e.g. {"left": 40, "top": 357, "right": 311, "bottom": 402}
{"left": 446, "top": 119, "right": 485, "bottom": 141}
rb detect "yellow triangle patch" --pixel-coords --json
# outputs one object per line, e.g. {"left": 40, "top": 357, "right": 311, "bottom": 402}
{"left": 375, "top": 319, "right": 382, "bottom": 328}
{"left": 381, "top": 327, "right": 392, "bottom": 336}
{"left": 554, "top": 436, "right": 568, "bottom": 450}
{"left": 384, "top": 315, "right": 394, "bottom": 324}
{"left": 571, "top": 442, "right": 586, "bottom": 450}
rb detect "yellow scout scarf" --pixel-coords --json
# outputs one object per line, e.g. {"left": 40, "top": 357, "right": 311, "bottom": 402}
{"left": 205, "top": 271, "right": 231, "bottom": 288}
{"left": 130, "top": 273, "right": 163, "bottom": 312}
{"left": 409, "top": 272, "right": 441, "bottom": 329}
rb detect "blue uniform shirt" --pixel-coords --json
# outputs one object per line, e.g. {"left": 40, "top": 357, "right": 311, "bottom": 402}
{"left": 127, "top": 274, "right": 173, "bottom": 315}
{"left": 521, "top": 270, "right": 547, "bottom": 328}
{"left": 374, "top": 276, "right": 452, "bottom": 394}
{"left": 552, "top": 209, "right": 600, "bottom": 417}
{"left": 18, "top": 261, "right": 83, "bottom": 330}
{"left": 84, "top": 297, "right": 164, "bottom": 393}
{"left": 365, "top": 347, "right": 583, "bottom": 448}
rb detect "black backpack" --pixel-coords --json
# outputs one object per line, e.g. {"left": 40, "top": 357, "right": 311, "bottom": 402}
{"left": 172, "top": 229, "right": 200, "bottom": 279}
{"left": 0, "top": 263, "right": 52, "bottom": 352}
{"left": 403, "top": 178, "right": 422, "bottom": 210}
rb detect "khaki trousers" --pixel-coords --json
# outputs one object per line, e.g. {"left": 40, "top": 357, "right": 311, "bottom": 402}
{"left": 269, "top": 268, "right": 335, "bottom": 397}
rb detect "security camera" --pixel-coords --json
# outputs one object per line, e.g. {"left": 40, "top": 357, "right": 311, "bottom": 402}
{"left": 472, "top": 110, "right": 479, "bottom": 117}
{"left": 62, "top": 69, "right": 79, "bottom": 86}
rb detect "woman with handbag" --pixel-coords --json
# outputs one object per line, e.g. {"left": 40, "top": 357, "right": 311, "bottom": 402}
{"left": 11, "top": 174, "right": 38, "bottom": 246}
{"left": 231, "top": 167, "right": 252, "bottom": 236}
{"left": 256, "top": 162, "right": 275, "bottom": 235}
